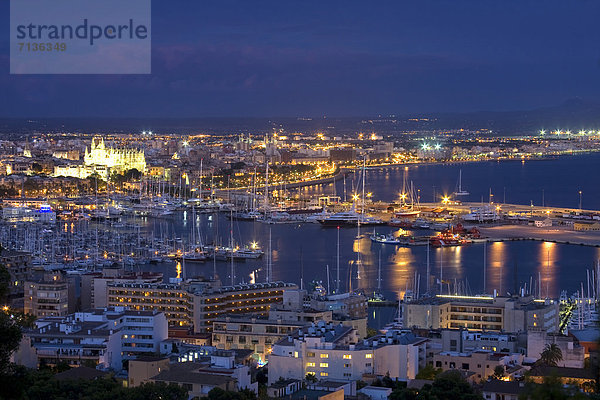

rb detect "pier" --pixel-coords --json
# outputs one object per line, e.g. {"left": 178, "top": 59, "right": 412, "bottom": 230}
{"left": 477, "top": 225, "right": 600, "bottom": 247}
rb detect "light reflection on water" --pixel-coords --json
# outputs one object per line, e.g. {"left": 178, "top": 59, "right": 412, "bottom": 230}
{"left": 147, "top": 214, "right": 599, "bottom": 301}
{"left": 141, "top": 154, "right": 600, "bottom": 300}
{"left": 538, "top": 241, "right": 557, "bottom": 299}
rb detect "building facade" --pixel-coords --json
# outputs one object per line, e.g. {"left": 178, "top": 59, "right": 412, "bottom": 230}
{"left": 212, "top": 316, "right": 305, "bottom": 364}
{"left": 107, "top": 280, "right": 298, "bottom": 333}
{"left": 84, "top": 136, "right": 146, "bottom": 174}
{"left": 268, "top": 322, "right": 426, "bottom": 385}
{"left": 17, "top": 307, "right": 168, "bottom": 371}
{"left": 53, "top": 136, "right": 146, "bottom": 179}
{"left": 80, "top": 268, "right": 163, "bottom": 310}
{"left": 403, "top": 295, "right": 558, "bottom": 333}
{"left": 0, "top": 249, "right": 32, "bottom": 309}
{"left": 24, "top": 272, "right": 70, "bottom": 318}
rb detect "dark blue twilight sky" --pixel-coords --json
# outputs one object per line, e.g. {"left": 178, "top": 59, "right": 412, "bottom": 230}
{"left": 1, "top": 0, "right": 600, "bottom": 118}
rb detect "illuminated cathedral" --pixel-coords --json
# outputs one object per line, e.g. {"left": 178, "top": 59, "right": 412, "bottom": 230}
{"left": 54, "top": 136, "right": 146, "bottom": 179}
{"left": 84, "top": 136, "right": 146, "bottom": 174}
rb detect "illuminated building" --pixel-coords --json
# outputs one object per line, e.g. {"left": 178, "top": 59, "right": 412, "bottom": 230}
{"left": 107, "top": 282, "right": 193, "bottom": 328}
{"left": 53, "top": 136, "right": 146, "bottom": 179}
{"left": 15, "top": 307, "right": 167, "bottom": 370}
{"left": 2, "top": 204, "right": 56, "bottom": 223}
{"left": 84, "top": 136, "right": 146, "bottom": 173}
{"left": 24, "top": 272, "right": 70, "bottom": 317}
{"left": 267, "top": 322, "right": 426, "bottom": 385}
{"left": 81, "top": 268, "right": 163, "bottom": 310}
{"left": 403, "top": 295, "right": 558, "bottom": 333}
{"left": 107, "top": 280, "right": 297, "bottom": 333}
{"left": 212, "top": 316, "right": 305, "bottom": 363}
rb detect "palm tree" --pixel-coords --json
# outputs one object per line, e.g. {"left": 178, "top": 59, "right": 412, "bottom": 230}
{"left": 305, "top": 373, "right": 317, "bottom": 384}
{"left": 539, "top": 343, "right": 563, "bottom": 366}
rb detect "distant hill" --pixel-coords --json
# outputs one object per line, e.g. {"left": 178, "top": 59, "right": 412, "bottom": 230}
{"left": 422, "top": 98, "right": 600, "bottom": 135}
{"left": 1, "top": 99, "right": 600, "bottom": 137}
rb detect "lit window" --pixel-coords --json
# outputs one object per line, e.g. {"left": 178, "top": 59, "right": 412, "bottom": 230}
{"left": 294, "top": 351, "right": 299, "bottom": 358}
{"left": 320, "top": 354, "right": 329, "bottom": 358}
{"left": 306, "top": 362, "right": 315, "bottom": 367}
{"left": 365, "top": 354, "right": 373, "bottom": 359}
{"left": 320, "top": 363, "right": 328, "bottom": 368}
{"left": 307, "top": 352, "right": 315, "bottom": 357}
{"left": 533, "top": 314, "right": 537, "bottom": 318}
{"left": 320, "top": 372, "right": 328, "bottom": 377}
{"left": 343, "top": 354, "right": 352, "bottom": 360}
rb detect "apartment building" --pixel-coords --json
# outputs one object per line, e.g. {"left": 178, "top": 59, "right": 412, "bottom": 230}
{"left": 149, "top": 350, "right": 258, "bottom": 397}
{"left": 276, "top": 289, "right": 368, "bottom": 319}
{"left": 0, "top": 249, "right": 32, "bottom": 308}
{"left": 15, "top": 307, "right": 167, "bottom": 371}
{"left": 24, "top": 272, "right": 70, "bottom": 317}
{"left": 433, "top": 350, "right": 524, "bottom": 381}
{"left": 107, "top": 282, "right": 192, "bottom": 328}
{"left": 527, "top": 329, "right": 585, "bottom": 368}
{"left": 212, "top": 316, "right": 305, "bottom": 363}
{"left": 107, "top": 280, "right": 298, "bottom": 333}
{"left": 268, "top": 321, "right": 427, "bottom": 385}
{"left": 403, "top": 295, "right": 558, "bottom": 333}
{"left": 80, "top": 268, "right": 163, "bottom": 309}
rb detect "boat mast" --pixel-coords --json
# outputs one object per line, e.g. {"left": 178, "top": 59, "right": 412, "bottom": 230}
{"left": 336, "top": 226, "right": 340, "bottom": 293}
{"left": 377, "top": 250, "right": 382, "bottom": 293}
{"left": 269, "top": 227, "right": 273, "bottom": 282}
{"left": 483, "top": 241, "right": 487, "bottom": 294}
{"left": 264, "top": 162, "right": 269, "bottom": 211}
{"left": 439, "top": 248, "right": 443, "bottom": 294}
{"left": 361, "top": 157, "right": 366, "bottom": 216}
{"left": 199, "top": 158, "right": 203, "bottom": 200}
{"left": 230, "top": 208, "right": 234, "bottom": 286}
{"left": 426, "top": 241, "right": 430, "bottom": 294}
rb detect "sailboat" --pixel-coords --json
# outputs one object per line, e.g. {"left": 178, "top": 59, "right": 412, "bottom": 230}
{"left": 396, "top": 169, "right": 421, "bottom": 217}
{"left": 454, "top": 169, "right": 469, "bottom": 196}
{"left": 368, "top": 251, "right": 387, "bottom": 303}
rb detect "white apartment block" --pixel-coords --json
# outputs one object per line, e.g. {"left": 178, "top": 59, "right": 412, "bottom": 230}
{"left": 268, "top": 321, "right": 426, "bottom": 385}
{"left": 15, "top": 307, "right": 167, "bottom": 371}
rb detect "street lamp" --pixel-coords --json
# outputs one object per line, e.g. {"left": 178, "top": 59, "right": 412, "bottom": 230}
{"left": 579, "top": 190, "right": 582, "bottom": 211}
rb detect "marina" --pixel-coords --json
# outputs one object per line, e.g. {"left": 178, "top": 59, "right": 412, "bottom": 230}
{"left": 3, "top": 154, "right": 600, "bottom": 306}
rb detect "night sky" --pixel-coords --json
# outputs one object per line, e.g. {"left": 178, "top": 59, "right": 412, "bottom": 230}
{"left": 2, "top": 0, "right": 600, "bottom": 118}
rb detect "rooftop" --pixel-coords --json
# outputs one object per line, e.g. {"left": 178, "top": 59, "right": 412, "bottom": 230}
{"left": 152, "top": 362, "right": 237, "bottom": 386}
{"left": 529, "top": 365, "right": 597, "bottom": 380}
{"left": 482, "top": 380, "right": 528, "bottom": 395}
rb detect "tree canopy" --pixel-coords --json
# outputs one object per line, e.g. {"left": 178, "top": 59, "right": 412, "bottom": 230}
{"left": 539, "top": 343, "right": 563, "bottom": 366}
{"left": 389, "top": 370, "right": 483, "bottom": 400}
